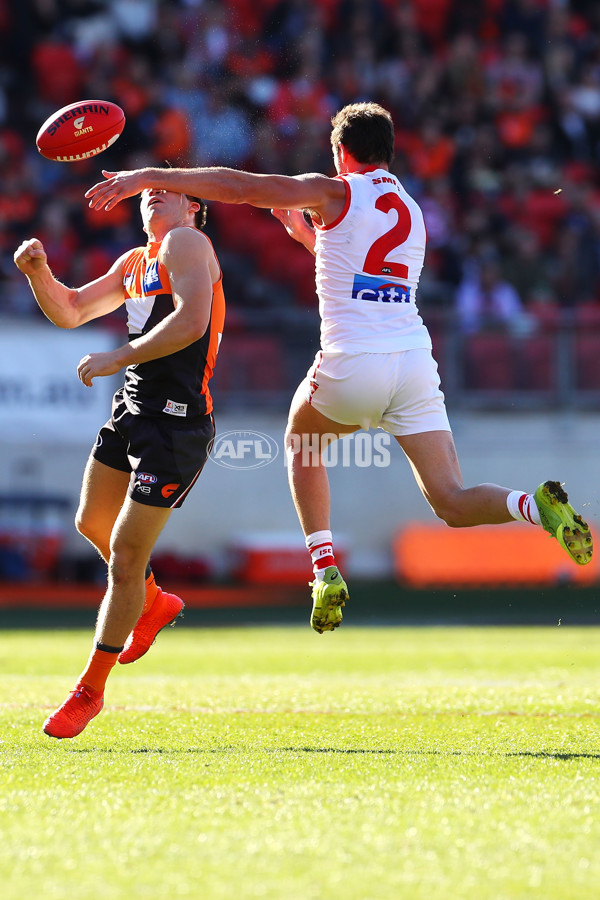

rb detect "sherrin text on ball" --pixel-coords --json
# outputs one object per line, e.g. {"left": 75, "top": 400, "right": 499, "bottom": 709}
{"left": 36, "top": 100, "right": 125, "bottom": 162}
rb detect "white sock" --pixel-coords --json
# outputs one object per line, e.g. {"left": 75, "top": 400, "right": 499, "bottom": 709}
{"left": 506, "top": 491, "right": 541, "bottom": 526}
{"left": 306, "top": 529, "right": 335, "bottom": 581}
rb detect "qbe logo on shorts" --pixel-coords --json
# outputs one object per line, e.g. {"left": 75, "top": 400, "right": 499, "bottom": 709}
{"left": 352, "top": 273, "right": 410, "bottom": 303}
{"left": 211, "top": 431, "right": 279, "bottom": 469}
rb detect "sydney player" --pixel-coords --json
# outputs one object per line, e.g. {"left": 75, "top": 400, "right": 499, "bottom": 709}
{"left": 14, "top": 189, "right": 225, "bottom": 737}
{"left": 86, "top": 101, "right": 593, "bottom": 634}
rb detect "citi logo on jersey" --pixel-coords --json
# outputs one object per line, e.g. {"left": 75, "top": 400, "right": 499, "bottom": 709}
{"left": 352, "top": 273, "right": 411, "bottom": 304}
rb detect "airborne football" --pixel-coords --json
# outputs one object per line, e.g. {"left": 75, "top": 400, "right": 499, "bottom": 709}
{"left": 36, "top": 100, "right": 125, "bottom": 162}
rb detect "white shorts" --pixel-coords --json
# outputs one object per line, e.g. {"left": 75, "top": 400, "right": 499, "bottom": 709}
{"left": 304, "top": 348, "right": 451, "bottom": 436}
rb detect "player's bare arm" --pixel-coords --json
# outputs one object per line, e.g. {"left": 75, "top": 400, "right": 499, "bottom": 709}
{"left": 14, "top": 238, "right": 126, "bottom": 328}
{"left": 86, "top": 167, "right": 347, "bottom": 226}
{"left": 78, "top": 228, "right": 214, "bottom": 386}
{"left": 271, "top": 208, "right": 317, "bottom": 255}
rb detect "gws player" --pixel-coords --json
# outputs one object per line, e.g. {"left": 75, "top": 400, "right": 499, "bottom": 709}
{"left": 85, "top": 102, "right": 592, "bottom": 635}
{"left": 15, "top": 189, "right": 225, "bottom": 737}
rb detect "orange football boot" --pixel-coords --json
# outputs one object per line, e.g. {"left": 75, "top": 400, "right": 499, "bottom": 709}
{"left": 118, "top": 589, "right": 184, "bottom": 664}
{"left": 43, "top": 683, "right": 104, "bottom": 739}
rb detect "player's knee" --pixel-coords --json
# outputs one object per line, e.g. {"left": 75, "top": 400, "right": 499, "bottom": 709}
{"left": 75, "top": 508, "right": 95, "bottom": 541}
{"left": 107, "top": 546, "right": 145, "bottom": 586}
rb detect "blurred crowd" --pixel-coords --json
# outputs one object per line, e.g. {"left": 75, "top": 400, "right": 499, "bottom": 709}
{"left": 2, "top": 0, "right": 600, "bottom": 370}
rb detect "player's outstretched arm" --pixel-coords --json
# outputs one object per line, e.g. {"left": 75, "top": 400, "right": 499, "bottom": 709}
{"left": 14, "top": 239, "right": 125, "bottom": 328}
{"left": 86, "top": 167, "right": 346, "bottom": 224}
{"left": 271, "top": 208, "right": 316, "bottom": 256}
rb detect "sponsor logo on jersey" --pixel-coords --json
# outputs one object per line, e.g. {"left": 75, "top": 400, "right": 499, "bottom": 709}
{"left": 352, "top": 273, "right": 411, "bottom": 303}
{"left": 164, "top": 399, "right": 188, "bottom": 417}
{"left": 143, "top": 258, "right": 163, "bottom": 291}
{"left": 137, "top": 472, "right": 157, "bottom": 484}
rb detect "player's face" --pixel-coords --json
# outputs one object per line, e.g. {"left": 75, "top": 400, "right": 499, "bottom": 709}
{"left": 140, "top": 189, "right": 192, "bottom": 232}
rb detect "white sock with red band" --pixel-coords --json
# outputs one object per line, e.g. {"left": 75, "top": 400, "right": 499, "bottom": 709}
{"left": 506, "top": 491, "right": 542, "bottom": 526}
{"left": 306, "top": 529, "right": 336, "bottom": 581}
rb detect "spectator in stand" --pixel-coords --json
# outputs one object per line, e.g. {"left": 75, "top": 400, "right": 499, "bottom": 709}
{"left": 501, "top": 226, "right": 554, "bottom": 308}
{"left": 455, "top": 254, "right": 527, "bottom": 335}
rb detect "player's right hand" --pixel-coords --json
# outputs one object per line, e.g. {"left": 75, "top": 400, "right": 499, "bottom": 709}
{"left": 13, "top": 238, "right": 47, "bottom": 275}
{"left": 85, "top": 169, "right": 145, "bottom": 211}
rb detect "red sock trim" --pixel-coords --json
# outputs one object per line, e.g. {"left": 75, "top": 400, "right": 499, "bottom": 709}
{"left": 310, "top": 541, "right": 336, "bottom": 571}
{"left": 518, "top": 493, "right": 536, "bottom": 525}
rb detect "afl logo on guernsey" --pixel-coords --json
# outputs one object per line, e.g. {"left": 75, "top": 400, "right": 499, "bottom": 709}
{"left": 143, "top": 258, "right": 163, "bottom": 291}
{"left": 352, "top": 273, "right": 411, "bottom": 303}
{"left": 137, "top": 472, "right": 157, "bottom": 484}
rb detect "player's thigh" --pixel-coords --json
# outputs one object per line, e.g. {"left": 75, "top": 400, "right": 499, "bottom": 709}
{"left": 109, "top": 495, "right": 172, "bottom": 568}
{"left": 291, "top": 351, "right": 388, "bottom": 435}
{"left": 76, "top": 455, "right": 130, "bottom": 536}
{"left": 381, "top": 348, "right": 450, "bottom": 436}
{"left": 287, "top": 380, "right": 360, "bottom": 444}
{"left": 395, "top": 429, "right": 465, "bottom": 509}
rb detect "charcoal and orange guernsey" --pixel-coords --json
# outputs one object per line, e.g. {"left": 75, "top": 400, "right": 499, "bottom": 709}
{"left": 118, "top": 589, "right": 185, "bottom": 664}
{"left": 43, "top": 683, "right": 104, "bottom": 739}
{"left": 121, "top": 236, "right": 224, "bottom": 419}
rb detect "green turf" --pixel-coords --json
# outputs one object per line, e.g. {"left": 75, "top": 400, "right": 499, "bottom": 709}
{"left": 1, "top": 625, "right": 599, "bottom": 900}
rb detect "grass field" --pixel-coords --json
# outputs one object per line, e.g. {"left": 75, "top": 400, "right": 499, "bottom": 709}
{"left": 1, "top": 624, "right": 599, "bottom": 900}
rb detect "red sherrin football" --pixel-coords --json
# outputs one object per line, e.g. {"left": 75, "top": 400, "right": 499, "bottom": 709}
{"left": 36, "top": 100, "right": 125, "bottom": 162}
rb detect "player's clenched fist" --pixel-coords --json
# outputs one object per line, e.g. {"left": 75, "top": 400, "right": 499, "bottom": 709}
{"left": 14, "top": 239, "right": 47, "bottom": 275}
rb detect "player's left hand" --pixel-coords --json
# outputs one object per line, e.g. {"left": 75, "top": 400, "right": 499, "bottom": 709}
{"left": 77, "top": 350, "right": 124, "bottom": 386}
{"left": 85, "top": 169, "right": 146, "bottom": 211}
{"left": 271, "top": 207, "right": 307, "bottom": 236}
{"left": 271, "top": 207, "right": 316, "bottom": 241}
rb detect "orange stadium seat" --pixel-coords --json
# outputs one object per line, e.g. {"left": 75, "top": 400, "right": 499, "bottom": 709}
{"left": 394, "top": 522, "right": 599, "bottom": 587}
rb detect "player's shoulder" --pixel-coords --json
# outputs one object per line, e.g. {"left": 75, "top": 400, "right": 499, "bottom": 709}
{"left": 115, "top": 245, "right": 144, "bottom": 272}
{"left": 160, "top": 226, "right": 211, "bottom": 257}
{"left": 297, "top": 171, "right": 347, "bottom": 195}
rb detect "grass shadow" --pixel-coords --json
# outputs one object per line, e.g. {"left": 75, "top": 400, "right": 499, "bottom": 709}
{"left": 53, "top": 746, "right": 600, "bottom": 760}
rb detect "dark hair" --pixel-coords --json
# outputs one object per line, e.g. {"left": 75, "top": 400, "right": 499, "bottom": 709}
{"left": 186, "top": 195, "right": 207, "bottom": 229}
{"left": 330, "top": 102, "right": 395, "bottom": 166}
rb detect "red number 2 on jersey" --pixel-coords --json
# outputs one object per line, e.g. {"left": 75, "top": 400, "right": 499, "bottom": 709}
{"left": 363, "top": 192, "right": 411, "bottom": 279}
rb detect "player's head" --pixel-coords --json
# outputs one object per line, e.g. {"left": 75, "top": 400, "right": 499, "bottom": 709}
{"left": 140, "top": 189, "right": 205, "bottom": 236}
{"left": 330, "top": 102, "right": 394, "bottom": 170}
